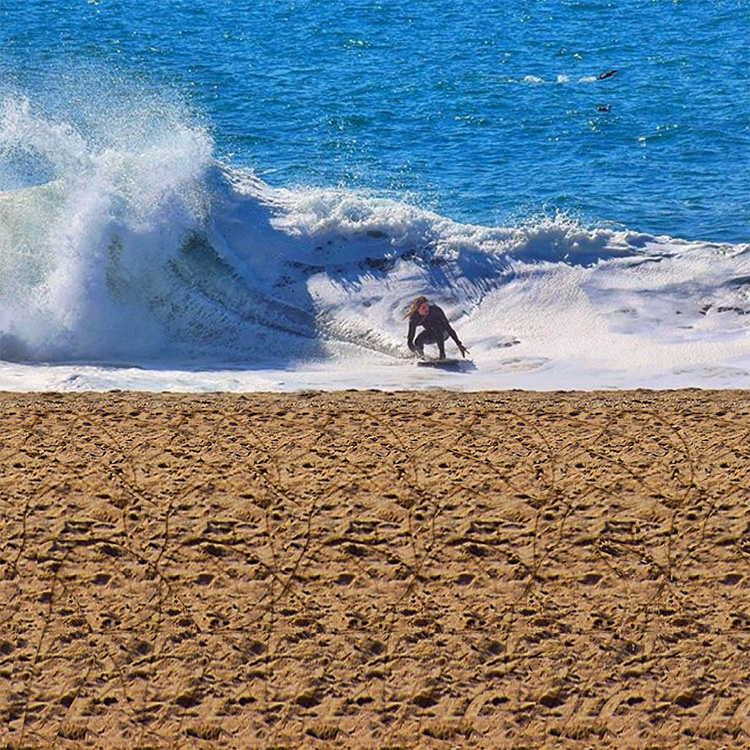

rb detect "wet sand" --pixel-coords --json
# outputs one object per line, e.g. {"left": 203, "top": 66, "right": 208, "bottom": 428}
{"left": 1, "top": 389, "right": 749, "bottom": 749}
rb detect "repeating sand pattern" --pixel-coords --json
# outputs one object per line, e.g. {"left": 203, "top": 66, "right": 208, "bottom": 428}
{"left": 1, "top": 390, "right": 749, "bottom": 749}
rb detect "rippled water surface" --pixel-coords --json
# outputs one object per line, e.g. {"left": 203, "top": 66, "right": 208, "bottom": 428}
{"left": 3, "top": 0, "right": 749, "bottom": 241}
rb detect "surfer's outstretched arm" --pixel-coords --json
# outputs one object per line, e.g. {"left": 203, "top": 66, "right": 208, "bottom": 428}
{"left": 451, "top": 333, "right": 469, "bottom": 358}
{"left": 437, "top": 309, "right": 469, "bottom": 358}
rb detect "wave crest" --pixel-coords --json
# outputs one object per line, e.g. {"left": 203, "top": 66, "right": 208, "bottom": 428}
{"left": 0, "top": 91, "right": 747, "bottom": 368}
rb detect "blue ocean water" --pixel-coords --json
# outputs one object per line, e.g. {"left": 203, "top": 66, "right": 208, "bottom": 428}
{"left": 2, "top": 0, "right": 749, "bottom": 243}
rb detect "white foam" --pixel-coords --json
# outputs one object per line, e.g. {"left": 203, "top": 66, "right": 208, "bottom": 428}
{"left": 0, "top": 92, "right": 748, "bottom": 392}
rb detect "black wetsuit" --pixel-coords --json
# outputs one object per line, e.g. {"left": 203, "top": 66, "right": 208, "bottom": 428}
{"left": 407, "top": 304, "right": 463, "bottom": 359}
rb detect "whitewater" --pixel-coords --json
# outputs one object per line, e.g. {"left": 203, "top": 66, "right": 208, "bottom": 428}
{"left": 0, "top": 92, "right": 747, "bottom": 393}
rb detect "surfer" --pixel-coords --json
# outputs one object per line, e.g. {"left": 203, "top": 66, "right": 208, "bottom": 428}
{"left": 405, "top": 296, "right": 469, "bottom": 360}
{"left": 597, "top": 69, "right": 618, "bottom": 80}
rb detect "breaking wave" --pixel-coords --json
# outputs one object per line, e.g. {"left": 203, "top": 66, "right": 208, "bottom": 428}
{"left": 1, "top": 90, "right": 748, "bottom": 369}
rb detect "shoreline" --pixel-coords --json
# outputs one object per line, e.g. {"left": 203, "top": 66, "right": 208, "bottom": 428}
{"left": 2, "top": 389, "right": 748, "bottom": 748}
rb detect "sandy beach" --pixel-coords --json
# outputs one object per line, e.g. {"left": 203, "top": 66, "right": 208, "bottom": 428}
{"left": 1, "top": 389, "right": 749, "bottom": 749}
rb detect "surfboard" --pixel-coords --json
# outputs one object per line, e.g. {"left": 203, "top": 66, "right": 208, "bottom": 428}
{"left": 416, "top": 358, "right": 468, "bottom": 368}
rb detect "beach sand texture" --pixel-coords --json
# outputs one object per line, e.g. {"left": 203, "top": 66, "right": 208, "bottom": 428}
{"left": 1, "top": 390, "right": 749, "bottom": 749}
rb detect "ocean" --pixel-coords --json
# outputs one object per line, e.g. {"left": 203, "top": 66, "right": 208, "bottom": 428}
{"left": 0, "top": 0, "right": 748, "bottom": 391}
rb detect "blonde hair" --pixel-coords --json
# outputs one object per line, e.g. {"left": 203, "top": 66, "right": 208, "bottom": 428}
{"left": 403, "top": 295, "right": 428, "bottom": 320}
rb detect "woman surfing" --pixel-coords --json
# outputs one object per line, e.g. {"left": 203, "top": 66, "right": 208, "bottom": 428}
{"left": 404, "top": 296, "right": 469, "bottom": 360}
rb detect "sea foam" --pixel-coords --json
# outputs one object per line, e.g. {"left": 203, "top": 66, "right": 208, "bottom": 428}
{"left": 0, "top": 89, "right": 748, "bottom": 390}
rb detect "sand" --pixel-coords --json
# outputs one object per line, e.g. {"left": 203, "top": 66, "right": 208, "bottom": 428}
{"left": 1, "top": 389, "right": 749, "bottom": 749}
